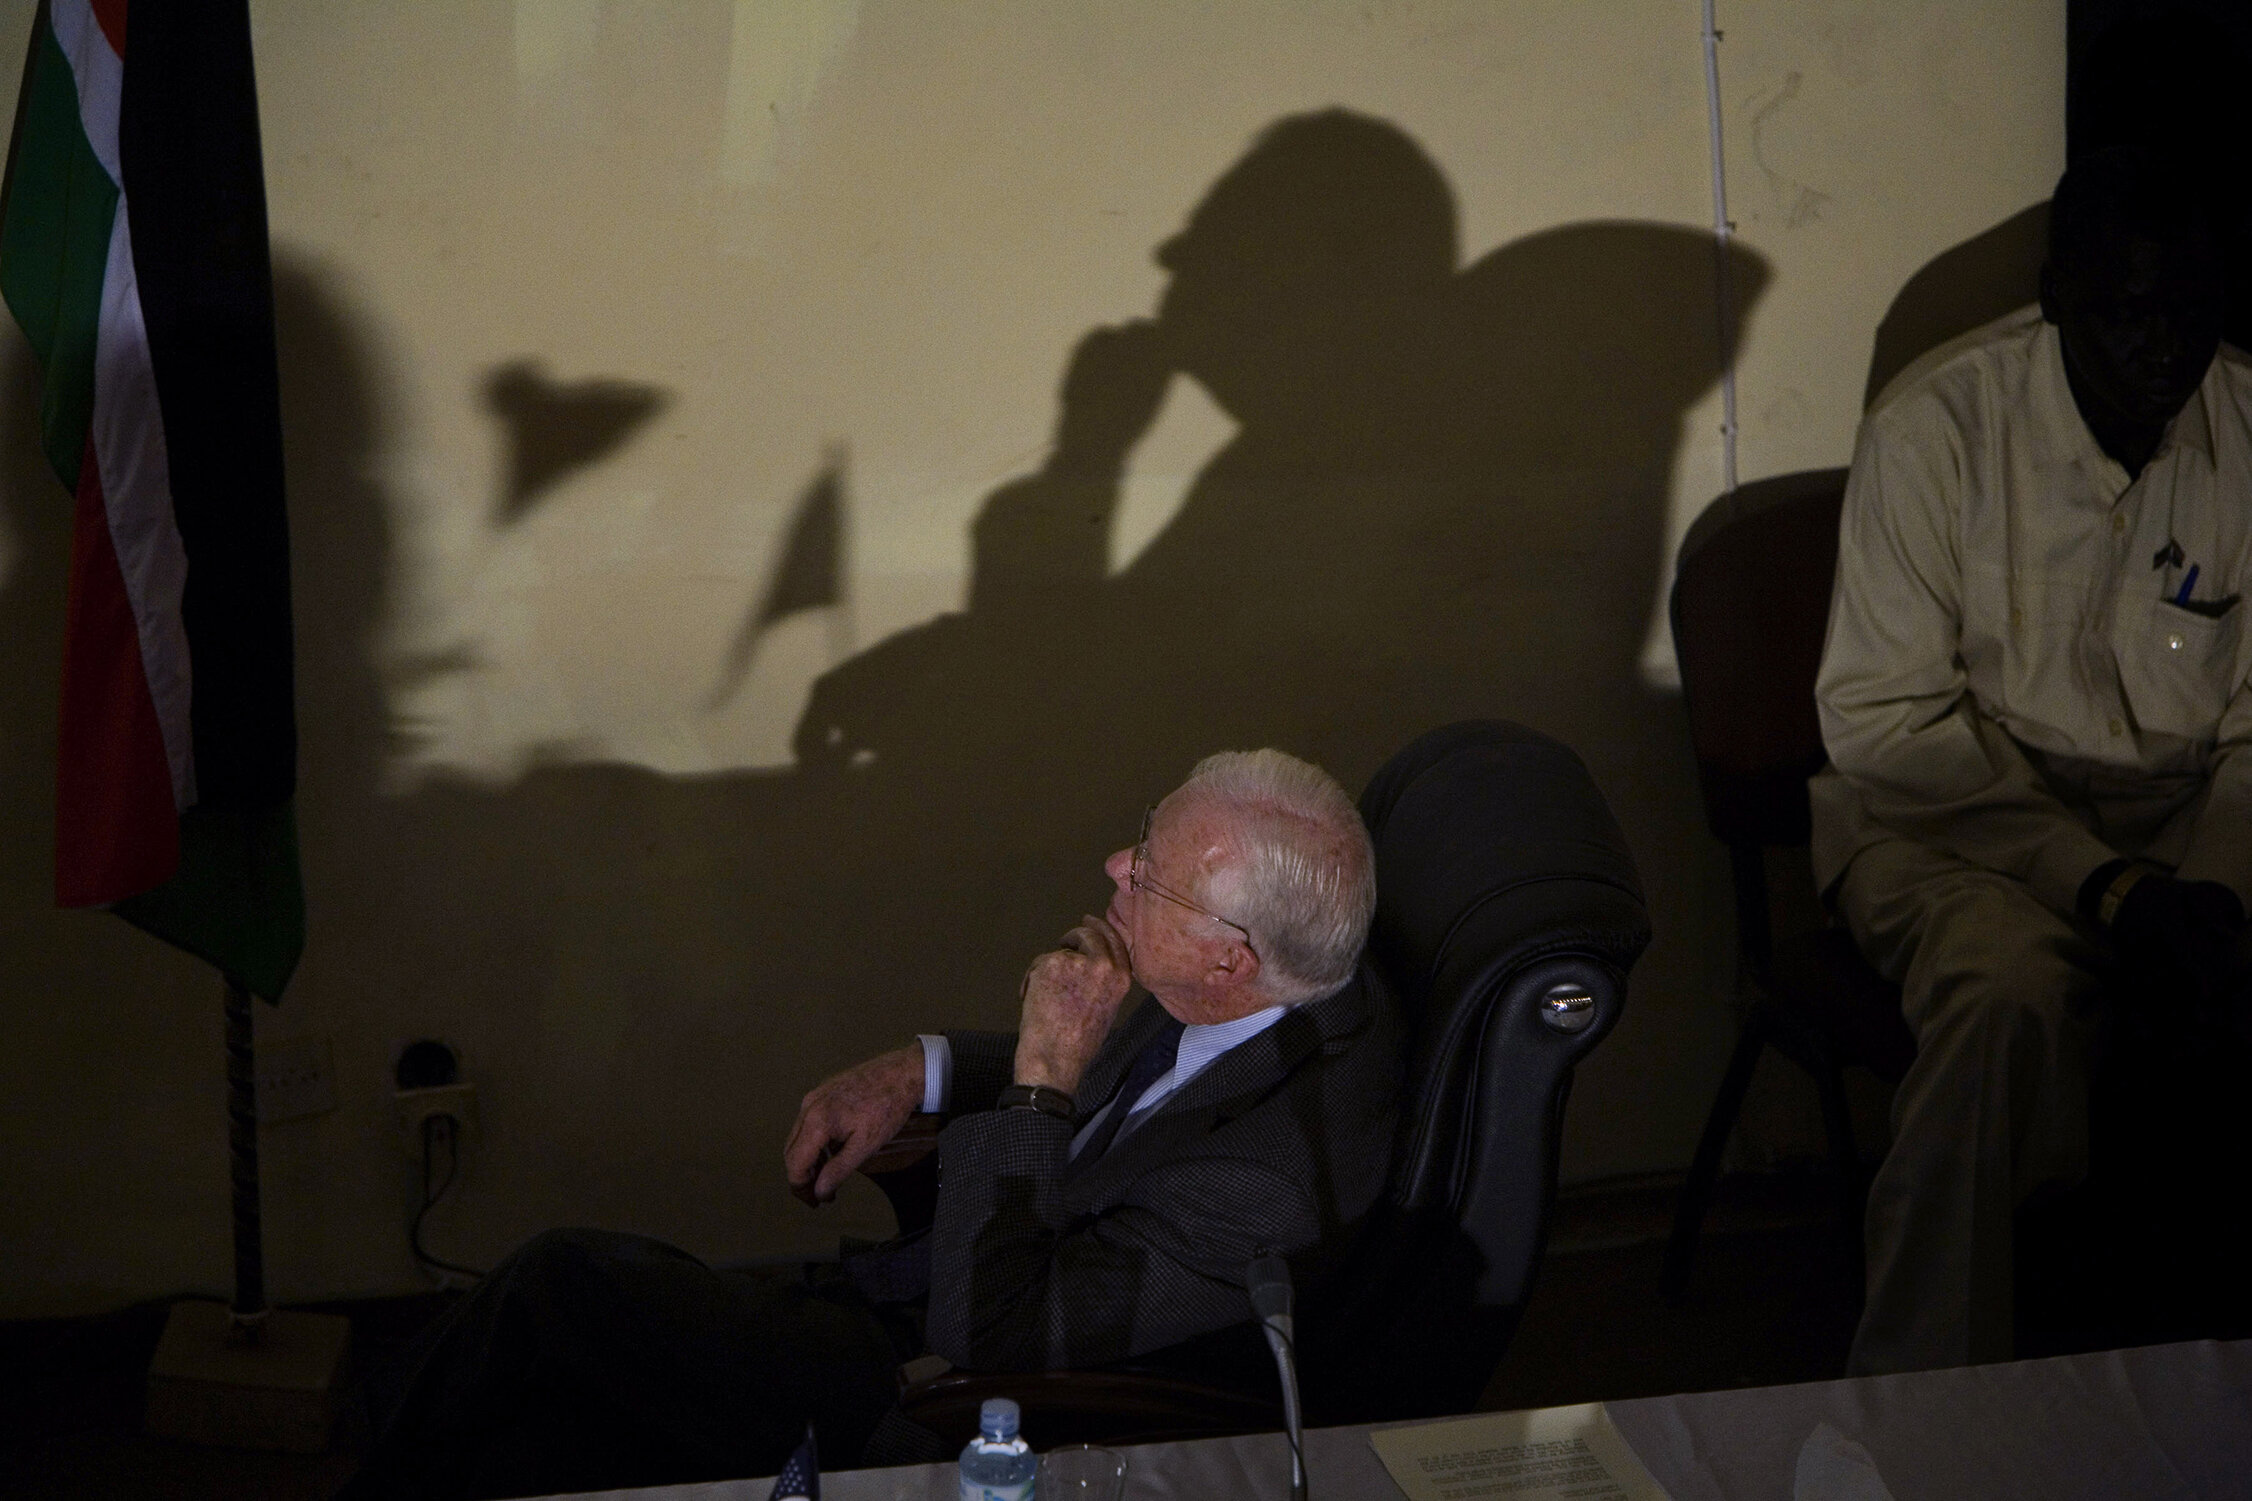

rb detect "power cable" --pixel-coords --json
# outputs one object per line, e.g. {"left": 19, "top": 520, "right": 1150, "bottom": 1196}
{"left": 411, "top": 1113, "right": 486, "bottom": 1284}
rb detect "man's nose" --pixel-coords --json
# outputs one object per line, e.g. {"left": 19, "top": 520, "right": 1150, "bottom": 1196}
{"left": 2126, "top": 313, "right": 2172, "bottom": 356}
{"left": 1104, "top": 846, "right": 1134, "bottom": 887}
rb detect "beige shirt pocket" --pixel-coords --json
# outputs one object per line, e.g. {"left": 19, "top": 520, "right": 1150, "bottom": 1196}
{"left": 2118, "top": 593, "right": 2244, "bottom": 740}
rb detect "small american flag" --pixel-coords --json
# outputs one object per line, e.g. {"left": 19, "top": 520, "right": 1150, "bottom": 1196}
{"left": 769, "top": 1423, "right": 819, "bottom": 1500}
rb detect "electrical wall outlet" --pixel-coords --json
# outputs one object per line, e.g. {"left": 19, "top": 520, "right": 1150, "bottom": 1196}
{"left": 256, "top": 1033, "right": 337, "bottom": 1123}
{"left": 396, "top": 1082, "right": 476, "bottom": 1151}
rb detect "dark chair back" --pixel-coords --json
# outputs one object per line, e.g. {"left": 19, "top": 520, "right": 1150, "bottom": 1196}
{"left": 1305, "top": 721, "right": 1650, "bottom": 1422}
{"left": 1670, "top": 469, "right": 1847, "bottom": 968}
{"left": 1656, "top": 470, "right": 1912, "bottom": 1311}
{"left": 1670, "top": 469, "right": 1847, "bottom": 846}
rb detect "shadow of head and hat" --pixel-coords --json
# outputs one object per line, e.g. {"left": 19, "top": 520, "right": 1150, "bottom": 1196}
{"left": 794, "top": 108, "right": 1769, "bottom": 872}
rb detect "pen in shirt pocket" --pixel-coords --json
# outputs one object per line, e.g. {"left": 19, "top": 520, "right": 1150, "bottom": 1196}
{"left": 2173, "top": 563, "right": 2200, "bottom": 606}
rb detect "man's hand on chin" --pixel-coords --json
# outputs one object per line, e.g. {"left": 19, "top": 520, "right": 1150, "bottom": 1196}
{"left": 784, "top": 1043, "right": 924, "bottom": 1206}
{"left": 1014, "top": 915, "right": 1136, "bottom": 1099}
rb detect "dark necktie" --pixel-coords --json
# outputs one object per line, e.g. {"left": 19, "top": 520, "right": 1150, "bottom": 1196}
{"left": 1074, "top": 1018, "right": 1186, "bottom": 1161}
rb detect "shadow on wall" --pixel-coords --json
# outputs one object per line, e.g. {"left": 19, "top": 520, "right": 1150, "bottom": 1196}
{"left": 709, "top": 451, "right": 847, "bottom": 713}
{"left": 0, "top": 110, "right": 1769, "bottom": 1258}
{"left": 1864, "top": 201, "right": 2049, "bottom": 408}
{"left": 1862, "top": 9, "right": 2252, "bottom": 414}
{"left": 483, "top": 358, "right": 673, "bottom": 526}
{"left": 788, "top": 111, "right": 1772, "bottom": 902}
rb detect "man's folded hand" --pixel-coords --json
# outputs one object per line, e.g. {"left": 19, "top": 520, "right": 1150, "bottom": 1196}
{"left": 783, "top": 1043, "right": 926, "bottom": 1206}
{"left": 1051, "top": 320, "right": 1174, "bottom": 475}
{"left": 2108, "top": 872, "right": 2248, "bottom": 1015}
{"left": 1013, "top": 915, "right": 1135, "bottom": 1098}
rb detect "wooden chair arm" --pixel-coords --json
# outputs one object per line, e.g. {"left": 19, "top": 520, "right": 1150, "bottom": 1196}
{"left": 860, "top": 1112, "right": 942, "bottom": 1173}
{"left": 858, "top": 1114, "right": 942, "bottom": 1236}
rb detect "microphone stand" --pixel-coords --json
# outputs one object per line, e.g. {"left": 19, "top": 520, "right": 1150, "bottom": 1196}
{"left": 1248, "top": 1255, "right": 1307, "bottom": 1501}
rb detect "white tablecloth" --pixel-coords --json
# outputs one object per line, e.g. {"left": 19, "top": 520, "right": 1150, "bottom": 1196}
{"left": 561, "top": 1337, "right": 2252, "bottom": 1500}
{"left": 1604, "top": 1338, "right": 2251, "bottom": 1500}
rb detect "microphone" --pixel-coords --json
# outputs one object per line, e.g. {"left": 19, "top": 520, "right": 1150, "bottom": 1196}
{"left": 1248, "top": 1255, "right": 1306, "bottom": 1501}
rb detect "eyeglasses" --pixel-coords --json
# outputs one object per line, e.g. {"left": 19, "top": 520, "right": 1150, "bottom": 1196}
{"left": 1131, "top": 804, "right": 1256, "bottom": 955}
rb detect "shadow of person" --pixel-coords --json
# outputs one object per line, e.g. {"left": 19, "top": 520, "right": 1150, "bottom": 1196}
{"left": 792, "top": 110, "right": 1768, "bottom": 926}
{"left": 276, "top": 256, "right": 399, "bottom": 803}
{"left": 1864, "top": 201, "right": 2050, "bottom": 408}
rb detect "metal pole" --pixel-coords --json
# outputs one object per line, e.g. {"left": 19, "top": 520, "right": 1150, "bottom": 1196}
{"left": 224, "top": 974, "right": 268, "bottom": 1343}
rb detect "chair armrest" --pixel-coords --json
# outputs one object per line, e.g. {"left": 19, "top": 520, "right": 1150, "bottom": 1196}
{"left": 861, "top": 1113, "right": 942, "bottom": 1173}
{"left": 858, "top": 1114, "right": 942, "bottom": 1237}
{"left": 897, "top": 1364, "right": 1282, "bottom": 1451}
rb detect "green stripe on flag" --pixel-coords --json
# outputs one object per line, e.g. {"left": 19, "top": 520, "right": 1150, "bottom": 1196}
{"left": 115, "top": 800, "right": 307, "bottom": 1002}
{"left": 0, "top": 18, "right": 118, "bottom": 493}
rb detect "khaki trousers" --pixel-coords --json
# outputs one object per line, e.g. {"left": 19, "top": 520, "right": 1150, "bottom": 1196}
{"left": 1836, "top": 836, "right": 2105, "bottom": 1375}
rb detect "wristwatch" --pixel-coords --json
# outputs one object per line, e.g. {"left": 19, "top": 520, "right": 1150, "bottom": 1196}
{"left": 2098, "top": 861, "right": 2158, "bottom": 928}
{"left": 996, "top": 1083, "right": 1076, "bottom": 1120}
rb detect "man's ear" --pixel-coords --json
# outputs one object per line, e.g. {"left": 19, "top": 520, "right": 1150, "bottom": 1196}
{"left": 1209, "top": 940, "right": 1261, "bottom": 990}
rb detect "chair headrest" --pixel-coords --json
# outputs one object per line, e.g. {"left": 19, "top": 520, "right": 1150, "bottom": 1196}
{"left": 1315, "top": 722, "right": 1650, "bottom": 1359}
{"left": 1358, "top": 721, "right": 1647, "bottom": 998}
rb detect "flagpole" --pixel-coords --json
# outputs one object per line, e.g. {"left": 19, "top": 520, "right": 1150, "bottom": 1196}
{"left": 5, "top": 0, "right": 343, "bottom": 1446}
{"left": 223, "top": 973, "right": 269, "bottom": 1341}
{"left": 146, "top": 965, "right": 350, "bottom": 1449}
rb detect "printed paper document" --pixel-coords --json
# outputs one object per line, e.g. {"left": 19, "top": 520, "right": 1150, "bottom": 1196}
{"left": 1367, "top": 1402, "right": 1670, "bottom": 1501}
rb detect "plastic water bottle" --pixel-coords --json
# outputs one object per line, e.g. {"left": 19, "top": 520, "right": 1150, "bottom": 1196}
{"left": 958, "top": 1396, "right": 1037, "bottom": 1500}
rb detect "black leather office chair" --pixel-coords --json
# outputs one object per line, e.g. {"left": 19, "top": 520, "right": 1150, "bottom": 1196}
{"left": 868, "top": 720, "right": 1651, "bottom": 1444}
{"left": 1658, "top": 471, "right": 1917, "bottom": 1303}
{"left": 1304, "top": 719, "right": 1650, "bottom": 1422}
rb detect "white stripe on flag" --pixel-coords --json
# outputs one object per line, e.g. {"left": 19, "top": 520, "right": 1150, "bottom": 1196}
{"left": 92, "top": 202, "right": 197, "bottom": 810}
{"left": 49, "top": 0, "right": 122, "bottom": 186}
{"left": 46, "top": 0, "right": 197, "bottom": 812}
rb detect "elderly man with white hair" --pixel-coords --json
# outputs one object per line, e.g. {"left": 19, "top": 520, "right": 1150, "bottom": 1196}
{"left": 346, "top": 748, "right": 1401, "bottom": 1500}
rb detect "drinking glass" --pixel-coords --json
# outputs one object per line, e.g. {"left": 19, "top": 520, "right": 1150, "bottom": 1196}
{"left": 1039, "top": 1443, "right": 1128, "bottom": 1500}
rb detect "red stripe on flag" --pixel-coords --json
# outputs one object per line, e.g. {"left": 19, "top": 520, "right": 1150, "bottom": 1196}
{"left": 56, "top": 440, "right": 178, "bottom": 906}
{"left": 89, "top": 0, "right": 127, "bottom": 57}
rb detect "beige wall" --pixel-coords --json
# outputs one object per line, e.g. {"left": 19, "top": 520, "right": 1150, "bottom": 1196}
{"left": 0, "top": 1, "right": 2060, "bottom": 1314}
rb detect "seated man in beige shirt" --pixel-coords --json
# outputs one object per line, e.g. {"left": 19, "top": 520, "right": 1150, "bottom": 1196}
{"left": 1813, "top": 146, "right": 2252, "bottom": 1376}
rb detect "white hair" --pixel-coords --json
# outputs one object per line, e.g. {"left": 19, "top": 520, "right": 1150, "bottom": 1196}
{"left": 1180, "top": 748, "right": 1375, "bottom": 1003}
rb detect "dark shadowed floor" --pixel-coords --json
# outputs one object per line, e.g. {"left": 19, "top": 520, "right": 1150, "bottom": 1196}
{"left": 0, "top": 1290, "right": 445, "bottom": 1501}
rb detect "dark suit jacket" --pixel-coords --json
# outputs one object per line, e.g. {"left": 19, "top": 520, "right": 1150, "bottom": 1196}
{"left": 921, "top": 967, "right": 1402, "bottom": 1372}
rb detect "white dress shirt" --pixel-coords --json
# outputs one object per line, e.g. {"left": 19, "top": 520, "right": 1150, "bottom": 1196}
{"left": 917, "top": 1002, "right": 1292, "bottom": 1158}
{"left": 1812, "top": 306, "right": 2252, "bottom": 912}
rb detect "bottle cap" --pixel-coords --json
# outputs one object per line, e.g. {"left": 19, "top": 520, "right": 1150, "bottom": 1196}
{"left": 979, "top": 1397, "right": 1021, "bottom": 1439}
